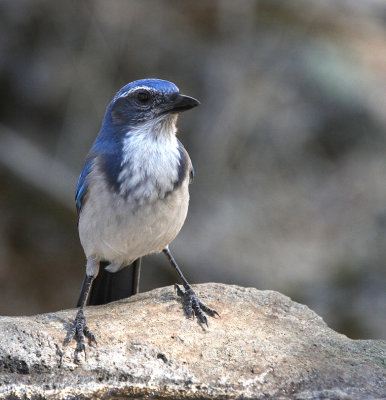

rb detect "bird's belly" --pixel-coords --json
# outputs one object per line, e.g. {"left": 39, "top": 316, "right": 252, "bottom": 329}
{"left": 78, "top": 183, "right": 189, "bottom": 264}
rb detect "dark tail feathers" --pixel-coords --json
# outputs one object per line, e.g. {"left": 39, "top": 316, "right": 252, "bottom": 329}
{"left": 76, "top": 258, "right": 141, "bottom": 307}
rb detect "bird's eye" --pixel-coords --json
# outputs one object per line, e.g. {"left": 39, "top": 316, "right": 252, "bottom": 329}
{"left": 136, "top": 90, "right": 150, "bottom": 104}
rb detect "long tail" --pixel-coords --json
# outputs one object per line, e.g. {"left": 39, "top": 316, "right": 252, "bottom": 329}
{"left": 76, "top": 258, "right": 142, "bottom": 307}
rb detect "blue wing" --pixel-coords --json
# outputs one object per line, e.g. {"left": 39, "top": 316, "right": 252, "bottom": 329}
{"left": 75, "top": 156, "right": 94, "bottom": 215}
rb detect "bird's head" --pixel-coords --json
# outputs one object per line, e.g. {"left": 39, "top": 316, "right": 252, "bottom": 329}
{"left": 106, "top": 79, "right": 200, "bottom": 129}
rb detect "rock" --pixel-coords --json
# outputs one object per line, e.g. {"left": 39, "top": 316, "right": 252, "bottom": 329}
{"left": 0, "top": 283, "right": 384, "bottom": 399}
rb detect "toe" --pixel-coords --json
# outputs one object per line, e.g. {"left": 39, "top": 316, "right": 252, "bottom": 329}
{"left": 199, "top": 301, "right": 220, "bottom": 318}
{"left": 84, "top": 325, "right": 97, "bottom": 344}
{"left": 175, "top": 284, "right": 185, "bottom": 297}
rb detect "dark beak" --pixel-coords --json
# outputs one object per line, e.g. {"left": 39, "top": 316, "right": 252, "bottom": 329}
{"left": 164, "top": 94, "right": 200, "bottom": 113}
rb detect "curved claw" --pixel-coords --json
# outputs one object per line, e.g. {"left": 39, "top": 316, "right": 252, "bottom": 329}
{"left": 175, "top": 284, "right": 219, "bottom": 326}
{"left": 198, "top": 301, "right": 221, "bottom": 319}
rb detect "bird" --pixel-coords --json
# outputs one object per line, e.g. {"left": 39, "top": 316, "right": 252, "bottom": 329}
{"left": 64, "top": 78, "right": 219, "bottom": 355}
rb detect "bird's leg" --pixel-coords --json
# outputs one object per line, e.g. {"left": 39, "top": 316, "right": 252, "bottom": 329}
{"left": 64, "top": 258, "right": 99, "bottom": 356}
{"left": 162, "top": 247, "right": 219, "bottom": 326}
{"left": 131, "top": 257, "right": 142, "bottom": 295}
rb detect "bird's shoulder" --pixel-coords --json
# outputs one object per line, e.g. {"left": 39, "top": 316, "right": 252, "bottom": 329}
{"left": 75, "top": 151, "right": 97, "bottom": 215}
{"left": 176, "top": 140, "right": 194, "bottom": 186}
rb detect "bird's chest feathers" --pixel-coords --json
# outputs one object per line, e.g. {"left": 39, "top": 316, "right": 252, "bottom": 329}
{"left": 117, "top": 127, "right": 181, "bottom": 204}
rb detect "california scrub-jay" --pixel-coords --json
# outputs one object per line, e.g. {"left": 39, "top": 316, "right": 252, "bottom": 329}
{"left": 65, "top": 79, "right": 218, "bottom": 354}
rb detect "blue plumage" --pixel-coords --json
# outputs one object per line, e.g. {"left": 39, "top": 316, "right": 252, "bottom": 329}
{"left": 113, "top": 79, "right": 179, "bottom": 100}
{"left": 75, "top": 155, "right": 93, "bottom": 215}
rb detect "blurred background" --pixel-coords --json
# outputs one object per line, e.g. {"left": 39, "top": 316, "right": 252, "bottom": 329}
{"left": 0, "top": 0, "right": 385, "bottom": 339}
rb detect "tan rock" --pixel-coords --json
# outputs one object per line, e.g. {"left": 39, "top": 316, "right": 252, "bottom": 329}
{"left": 0, "top": 283, "right": 384, "bottom": 399}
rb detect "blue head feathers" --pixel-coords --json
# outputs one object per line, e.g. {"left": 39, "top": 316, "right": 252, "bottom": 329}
{"left": 103, "top": 79, "right": 198, "bottom": 129}
{"left": 114, "top": 79, "right": 180, "bottom": 100}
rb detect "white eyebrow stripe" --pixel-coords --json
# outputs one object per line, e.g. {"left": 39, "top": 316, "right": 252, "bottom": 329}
{"left": 116, "top": 86, "right": 154, "bottom": 99}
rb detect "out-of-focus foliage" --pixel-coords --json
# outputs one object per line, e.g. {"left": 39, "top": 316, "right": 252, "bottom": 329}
{"left": 0, "top": 0, "right": 385, "bottom": 339}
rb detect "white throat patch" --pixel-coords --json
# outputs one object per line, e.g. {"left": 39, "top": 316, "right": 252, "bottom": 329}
{"left": 118, "top": 114, "right": 181, "bottom": 204}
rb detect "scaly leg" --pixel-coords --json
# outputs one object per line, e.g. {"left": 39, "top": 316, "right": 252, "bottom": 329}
{"left": 162, "top": 247, "right": 219, "bottom": 326}
{"left": 64, "top": 257, "right": 99, "bottom": 356}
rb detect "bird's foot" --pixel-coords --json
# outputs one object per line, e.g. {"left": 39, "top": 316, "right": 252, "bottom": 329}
{"left": 63, "top": 309, "right": 97, "bottom": 358}
{"left": 175, "top": 284, "right": 220, "bottom": 326}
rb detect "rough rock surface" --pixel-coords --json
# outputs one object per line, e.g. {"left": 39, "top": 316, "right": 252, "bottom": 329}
{"left": 0, "top": 283, "right": 384, "bottom": 400}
